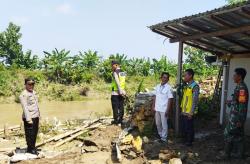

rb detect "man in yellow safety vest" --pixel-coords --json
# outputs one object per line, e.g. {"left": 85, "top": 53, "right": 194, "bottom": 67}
{"left": 180, "top": 69, "right": 200, "bottom": 147}
{"left": 111, "top": 60, "right": 126, "bottom": 125}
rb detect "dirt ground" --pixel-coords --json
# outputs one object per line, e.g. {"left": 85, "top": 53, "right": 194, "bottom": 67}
{"left": 15, "top": 117, "right": 250, "bottom": 164}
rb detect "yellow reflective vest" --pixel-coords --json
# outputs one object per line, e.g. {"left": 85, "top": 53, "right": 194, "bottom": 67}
{"left": 111, "top": 70, "right": 126, "bottom": 91}
{"left": 181, "top": 81, "right": 198, "bottom": 114}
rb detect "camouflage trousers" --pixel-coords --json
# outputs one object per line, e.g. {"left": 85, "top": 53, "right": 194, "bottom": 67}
{"left": 224, "top": 123, "right": 245, "bottom": 158}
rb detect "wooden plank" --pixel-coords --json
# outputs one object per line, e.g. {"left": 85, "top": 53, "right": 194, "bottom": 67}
{"left": 53, "top": 128, "right": 82, "bottom": 141}
{"left": 54, "top": 123, "right": 101, "bottom": 147}
{"left": 0, "top": 125, "right": 21, "bottom": 133}
{"left": 36, "top": 119, "right": 100, "bottom": 147}
{"left": 170, "top": 25, "right": 250, "bottom": 43}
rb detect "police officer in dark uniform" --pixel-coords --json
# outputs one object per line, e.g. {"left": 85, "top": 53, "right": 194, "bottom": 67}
{"left": 224, "top": 68, "right": 249, "bottom": 159}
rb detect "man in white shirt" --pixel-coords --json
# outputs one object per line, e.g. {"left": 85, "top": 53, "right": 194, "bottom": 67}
{"left": 152, "top": 72, "right": 173, "bottom": 142}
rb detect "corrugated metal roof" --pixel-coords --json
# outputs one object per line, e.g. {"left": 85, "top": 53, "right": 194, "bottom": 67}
{"left": 150, "top": 1, "right": 250, "bottom": 56}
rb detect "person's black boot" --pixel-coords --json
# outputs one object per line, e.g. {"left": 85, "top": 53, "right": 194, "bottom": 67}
{"left": 236, "top": 141, "right": 245, "bottom": 159}
{"left": 111, "top": 120, "right": 118, "bottom": 125}
{"left": 224, "top": 142, "right": 232, "bottom": 160}
{"left": 30, "top": 149, "right": 39, "bottom": 155}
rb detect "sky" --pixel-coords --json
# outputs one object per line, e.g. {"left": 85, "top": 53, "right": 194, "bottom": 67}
{"left": 0, "top": 0, "right": 227, "bottom": 61}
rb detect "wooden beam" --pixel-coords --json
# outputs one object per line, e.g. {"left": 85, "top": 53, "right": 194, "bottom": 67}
{"left": 184, "top": 41, "right": 222, "bottom": 55}
{"left": 151, "top": 28, "right": 174, "bottom": 39}
{"left": 170, "top": 24, "right": 250, "bottom": 43}
{"left": 172, "top": 22, "right": 250, "bottom": 50}
{"left": 242, "top": 7, "right": 250, "bottom": 16}
{"left": 152, "top": 27, "right": 223, "bottom": 55}
{"left": 231, "top": 52, "right": 250, "bottom": 57}
{"left": 165, "top": 25, "right": 231, "bottom": 53}
{"left": 210, "top": 15, "right": 250, "bottom": 37}
{"left": 210, "top": 15, "right": 235, "bottom": 27}
{"left": 186, "top": 21, "right": 250, "bottom": 49}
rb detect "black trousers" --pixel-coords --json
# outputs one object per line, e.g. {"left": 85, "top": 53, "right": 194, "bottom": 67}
{"left": 111, "top": 95, "right": 124, "bottom": 123}
{"left": 181, "top": 115, "right": 194, "bottom": 144}
{"left": 23, "top": 117, "right": 39, "bottom": 151}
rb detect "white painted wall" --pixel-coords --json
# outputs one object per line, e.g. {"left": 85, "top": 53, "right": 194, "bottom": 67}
{"left": 227, "top": 58, "right": 250, "bottom": 135}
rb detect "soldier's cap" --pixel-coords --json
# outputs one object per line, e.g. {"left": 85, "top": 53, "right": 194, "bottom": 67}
{"left": 111, "top": 60, "right": 120, "bottom": 65}
{"left": 25, "top": 77, "right": 35, "bottom": 84}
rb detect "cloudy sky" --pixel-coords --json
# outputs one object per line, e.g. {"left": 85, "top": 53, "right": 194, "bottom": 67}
{"left": 0, "top": 0, "right": 226, "bottom": 61}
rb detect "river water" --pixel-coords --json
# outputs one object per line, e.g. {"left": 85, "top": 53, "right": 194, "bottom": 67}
{"left": 0, "top": 100, "right": 111, "bottom": 127}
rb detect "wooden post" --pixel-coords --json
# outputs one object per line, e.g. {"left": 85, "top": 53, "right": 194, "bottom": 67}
{"left": 4, "top": 124, "right": 9, "bottom": 139}
{"left": 175, "top": 42, "right": 183, "bottom": 135}
{"left": 220, "top": 60, "right": 230, "bottom": 126}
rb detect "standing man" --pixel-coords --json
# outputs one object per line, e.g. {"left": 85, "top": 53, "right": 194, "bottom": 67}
{"left": 224, "top": 68, "right": 248, "bottom": 159}
{"left": 180, "top": 69, "right": 200, "bottom": 147}
{"left": 152, "top": 72, "right": 173, "bottom": 143}
{"left": 111, "top": 60, "right": 126, "bottom": 125}
{"left": 19, "top": 77, "right": 40, "bottom": 155}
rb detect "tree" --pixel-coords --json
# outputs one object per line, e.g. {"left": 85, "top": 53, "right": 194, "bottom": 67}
{"left": 184, "top": 46, "right": 218, "bottom": 78}
{"left": 43, "top": 48, "right": 71, "bottom": 83}
{"left": 151, "top": 55, "right": 177, "bottom": 77}
{"left": 0, "top": 22, "right": 23, "bottom": 65}
{"left": 0, "top": 22, "right": 39, "bottom": 69}
{"left": 226, "top": 0, "right": 247, "bottom": 5}
{"left": 15, "top": 50, "right": 39, "bottom": 69}
{"left": 76, "top": 50, "right": 100, "bottom": 70}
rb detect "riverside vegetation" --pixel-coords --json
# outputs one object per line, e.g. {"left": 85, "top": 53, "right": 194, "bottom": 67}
{"left": 0, "top": 22, "right": 218, "bottom": 105}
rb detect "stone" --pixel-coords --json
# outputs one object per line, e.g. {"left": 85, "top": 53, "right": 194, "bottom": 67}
{"left": 0, "top": 154, "right": 10, "bottom": 161}
{"left": 128, "top": 150, "right": 137, "bottom": 158}
{"left": 121, "top": 134, "right": 133, "bottom": 145}
{"left": 10, "top": 153, "right": 39, "bottom": 163}
{"left": 187, "top": 152, "right": 194, "bottom": 159}
{"left": 159, "top": 152, "right": 172, "bottom": 161}
{"left": 143, "top": 136, "right": 149, "bottom": 144}
{"left": 132, "top": 136, "right": 142, "bottom": 152}
{"left": 169, "top": 158, "right": 182, "bottom": 164}
{"left": 148, "top": 160, "right": 162, "bottom": 164}
{"left": 82, "top": 146, "right": 99, "bottom": 153}
{"left": 120, "top": 145, "right": 133, "bottom": 151}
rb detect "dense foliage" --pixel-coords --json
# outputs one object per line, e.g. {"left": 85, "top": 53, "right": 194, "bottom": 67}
{"left": 0, "top": 22, "right": 218, "bottom": 86}
{"left": 226, "top": 0, "right": 247, "bottom": 5}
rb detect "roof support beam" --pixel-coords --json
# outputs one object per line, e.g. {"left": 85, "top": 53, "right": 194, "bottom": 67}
{"left": 170, "top": 24, "right": 250, "bottom": 43}
{"left": 182, "top": 22, "right": 250, "bottom": 50}
{"left": 210, "top": 14, "right": 250, "bottom": 37}
{"left": 185, "top": 42, "right": 222, "bottom": 55}
{"left": 152, "top": 27, "right": 222, "bottom": 55}
{"left": 165, "top": 26, "right": 231, "bottom": 53}
{"left": 151, "top": 29, "right": 174, "bottom": 39}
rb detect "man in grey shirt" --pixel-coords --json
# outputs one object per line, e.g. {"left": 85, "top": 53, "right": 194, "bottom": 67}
{"left": 19, "top": 77, "right": 40, "bottom": 155}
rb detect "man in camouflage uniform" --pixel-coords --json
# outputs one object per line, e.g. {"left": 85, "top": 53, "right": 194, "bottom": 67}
{"left": 224, "top": 68, "right": 249, "bottom": 159}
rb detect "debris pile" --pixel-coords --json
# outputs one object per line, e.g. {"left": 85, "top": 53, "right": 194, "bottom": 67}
{"left": 199, "top": 77, "right": 217, "bottom": 97}
{"left": 0, "top": 117, "right": 113, "bottom": 163}
{"left": 119, "top": 134, "right": 142, "bottom": 159}
{"left": 131, "top": 93, "right": 155, "bottom": 134}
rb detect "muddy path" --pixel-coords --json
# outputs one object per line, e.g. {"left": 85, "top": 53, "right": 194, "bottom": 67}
{"left": 16, "top": 122, "right": 250, "bottom": 164}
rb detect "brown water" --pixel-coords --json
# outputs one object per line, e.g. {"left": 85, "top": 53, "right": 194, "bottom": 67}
{"left": 0, "top": 100, "right": 111, "bottom": 127}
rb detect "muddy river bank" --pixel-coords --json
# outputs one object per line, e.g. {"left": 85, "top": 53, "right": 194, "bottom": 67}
{"left": 0, "top": 99, "right": 111, "bottom": 127}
